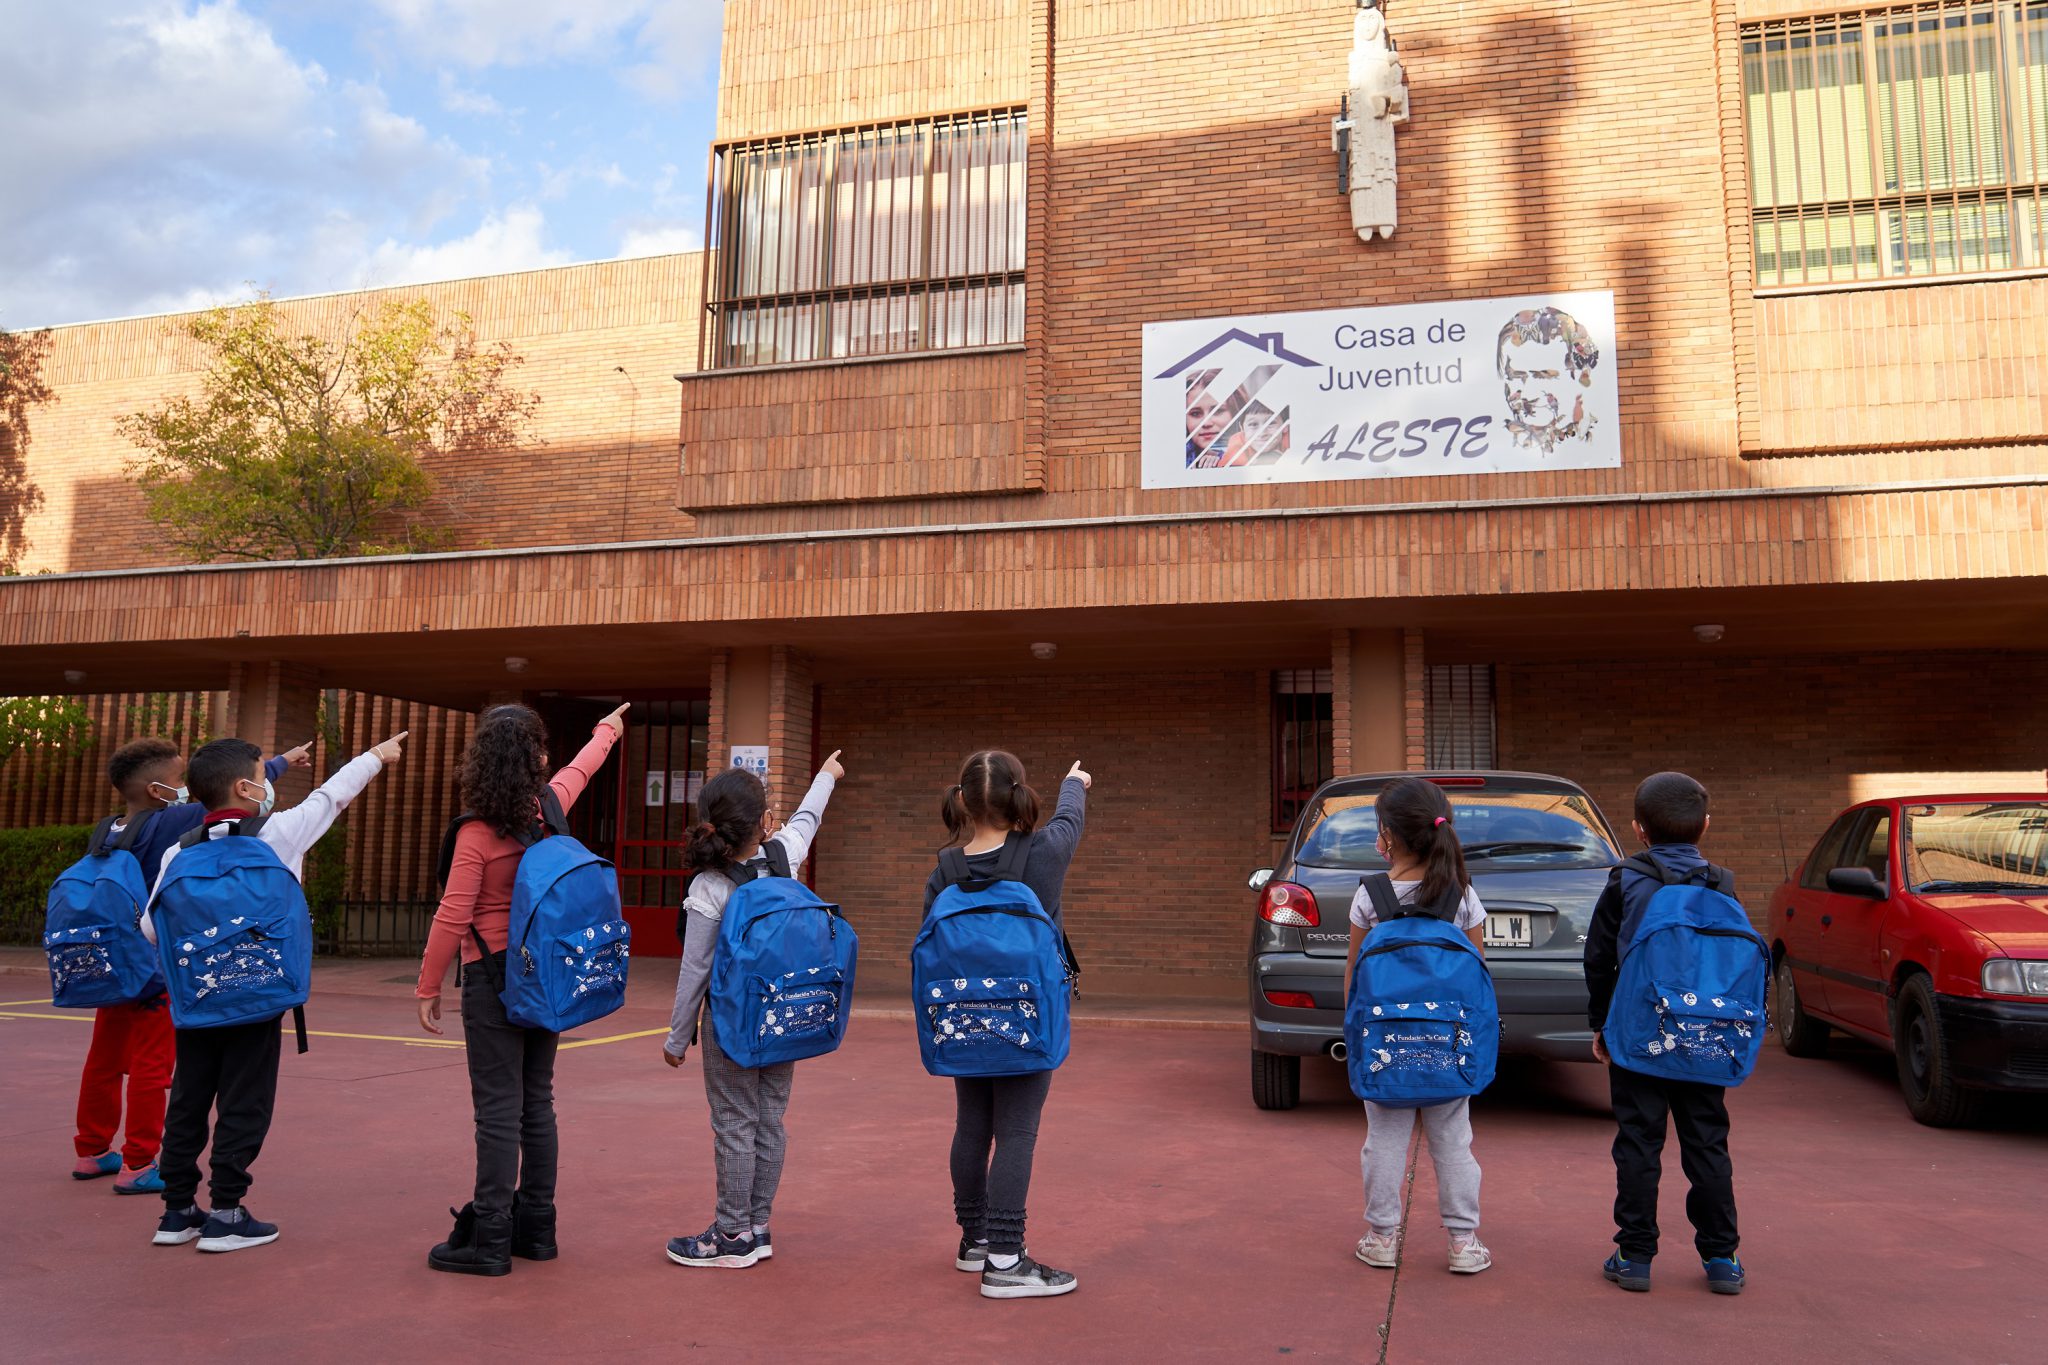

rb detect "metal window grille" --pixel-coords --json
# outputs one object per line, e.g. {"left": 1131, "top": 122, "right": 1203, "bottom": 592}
{"left": 1272, "top": 669, "right": 1334, "bottom": 833}
{"left": 1425, "top": 665, "right": 1496, "bottom": 770}
{"left": 701, "top": 108, "right": 1027, "bottom": 368}
{"left": 1741, "top": 2, "right": 2048, "bottom": 287}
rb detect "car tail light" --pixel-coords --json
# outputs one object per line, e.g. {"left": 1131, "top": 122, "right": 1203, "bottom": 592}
{"left": 1258, "top": 881, "right": 1319, "bottom": 927}
{"left": 1263, "top": 989, "right": 1318, "bottom": 1009}
{"left": 1429, "top": 776, "right": 1487, "bottom": 787}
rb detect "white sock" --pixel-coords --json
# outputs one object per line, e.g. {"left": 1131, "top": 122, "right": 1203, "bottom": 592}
{"left": 974, "top": 1238, "right": 989, "bottom": 1246}
{"left": 752, "top": 1224, "right": 769, "bottom": 1237}
{"left": 729, "top": 1228, "right": 753, "bottom": 1242}
{"left": 988, "top": 1252, "right": 1020, "bottom": 1270}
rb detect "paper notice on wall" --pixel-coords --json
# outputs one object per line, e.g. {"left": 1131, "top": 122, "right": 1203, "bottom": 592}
{"left": 643, "top": 772, "right": 666, "bottom": 807}
{"left": 730, "top": 746, "right": 769, "bottom": 779}
{"left": 670, "top": 770, "right": 702, "bottom": 804}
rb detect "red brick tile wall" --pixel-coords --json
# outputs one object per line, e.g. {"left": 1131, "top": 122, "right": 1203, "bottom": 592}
{"left": 1496, "top": 651, "right": 2048, "bottom": 923}
{"left": 813, "top": 669, "right": 1273, "bottom": 985}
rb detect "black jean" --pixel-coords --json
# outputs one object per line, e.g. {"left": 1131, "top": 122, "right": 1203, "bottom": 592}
{"left": 950, "top": 1071, "right": 1053, "bottom": 1255}
{"left": 1608, "top": 1064, "right": 1739, "bottom": 1261}
{"left": 462, "top": 954, "right": 560, "bottom": 1219}
{"left": 159, "top": 1016, "right": 282, "bottom": 1210}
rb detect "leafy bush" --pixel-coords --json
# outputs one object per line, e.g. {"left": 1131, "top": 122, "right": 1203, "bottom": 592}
{"left": 0, "top": 824, "right": 90, "bottom": 945}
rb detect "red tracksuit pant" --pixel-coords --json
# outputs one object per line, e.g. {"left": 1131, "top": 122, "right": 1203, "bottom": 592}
{"left": 74, "top": 998, "right": 175, "bottom": 1168}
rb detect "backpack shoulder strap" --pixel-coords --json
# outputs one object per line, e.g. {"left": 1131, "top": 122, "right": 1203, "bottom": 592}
{"left": 760, "top": 840, "right": 792, "bottom": 880}
{"left": 992, "top": 831, "right": 1032, "bottom": 884}
{"left": 177, "top": 824, "right": 212, "bottom": 849}
{"left": 1426, "top": 879, "right": 1467, "bottom": 923}
{"left": 435, "top": 814, "right": 479, "bottom": 889}
{"left": 538, "top": 786, "right": 570, "bottom": 839}
{"left": 85, "top": 814, "right": 124, "bottom": 858}
{"left": 1359, "top": 872, "right": 1405, "bottom": 922}
{"left": 1621, "top": 853, "right": 1683, "bottom": 886}
{"left": 936, "top": 845, "right": 975, "bottom": 890}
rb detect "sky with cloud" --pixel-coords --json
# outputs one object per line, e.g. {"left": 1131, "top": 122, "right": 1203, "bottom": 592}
{"left": 0, "top": 0, "right": 723, "bottom": 329}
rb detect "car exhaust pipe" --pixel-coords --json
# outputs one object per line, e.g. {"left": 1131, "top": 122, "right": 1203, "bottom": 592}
{"left": 1328, "top": 1040, "right": 1348, "bottom": 1062}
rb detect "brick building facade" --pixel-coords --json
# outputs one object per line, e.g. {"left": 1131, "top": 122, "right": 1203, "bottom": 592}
{"left": 4, "top": 0, "right": 2045, "bottom": 992}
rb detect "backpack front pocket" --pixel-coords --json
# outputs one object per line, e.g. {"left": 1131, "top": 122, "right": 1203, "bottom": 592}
{"left": 553, "top": 920, "right": 632, "bottom": 1007}
{"left": 168, "top": 917, "right": 296, "bottom": 1010}
{"left": 45, "top": 927, "right": 119, "bottom": 996}
{"left": 924, "top": 976, "right": 1050, "bottom": 1058}
{"left": 749, "top": 967, "right": 846, "bottom": 1047}
{"left": 1643, "top": 983, "right": 1761, "bottom": 1075}
{"left": 1355, "top": 999, "right": 1479, "bottom": 1092}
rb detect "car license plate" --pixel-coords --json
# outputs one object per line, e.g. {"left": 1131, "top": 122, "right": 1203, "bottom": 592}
{"left": 1484, "top": 912, "right": 1534, "bottom": 948}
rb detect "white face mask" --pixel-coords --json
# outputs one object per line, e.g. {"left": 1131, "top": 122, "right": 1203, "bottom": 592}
{"left": 236, "top": 777, "right": 276, "bottom": 818}
{"left": 149, "top": 783, "right": 190, "bottom": 806}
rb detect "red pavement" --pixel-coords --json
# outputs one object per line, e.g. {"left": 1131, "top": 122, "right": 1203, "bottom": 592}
{"left": 2, "top": 964, "right": 2043, "bottom": 1364}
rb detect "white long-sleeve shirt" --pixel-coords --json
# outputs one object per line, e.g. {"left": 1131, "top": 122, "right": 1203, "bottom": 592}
{"left": 141, "top": 751, "right": 385, "bottom": 944}
{"left": 664, "top": 769, "right": 837, "bottom": 1057}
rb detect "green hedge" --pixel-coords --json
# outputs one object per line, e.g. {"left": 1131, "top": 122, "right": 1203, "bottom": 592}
{"left": 0, "top": 824, "right": 92, "bottom": 945}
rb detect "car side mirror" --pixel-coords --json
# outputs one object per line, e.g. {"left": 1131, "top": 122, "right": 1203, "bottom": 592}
{"left": 1826, "top": 866, "right": 1887, "bottom": 899}
{"left": 1248, "top": 868, "right": 1275, "bottom": 892}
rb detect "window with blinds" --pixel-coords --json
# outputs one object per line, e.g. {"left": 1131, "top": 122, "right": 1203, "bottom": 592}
{"left": 1425, "top": 665, "right": 1497, "bottom": 770}
{"left": 1272, "top": 670, "right": 1335, "bottom": 833}
{"left": 702, "top": 109, "right": 1027, "bottom": 368}
{"left": 1742, "top": 3, "right": 2048, "bottom": 287}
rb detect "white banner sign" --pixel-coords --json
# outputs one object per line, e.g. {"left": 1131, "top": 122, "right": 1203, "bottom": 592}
{"left": 1140, "top": 290, "right": 1619, "bottom": 489}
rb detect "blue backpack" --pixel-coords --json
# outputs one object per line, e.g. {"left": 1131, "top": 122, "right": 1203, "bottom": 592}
{"left": 708, "top": 842, "right": 859, "bottom": 1068}
{"left": 1604, "top": 856, "right": 1769, "bottom": 1085}
{"left": 152, "top": 817, "right": 312, "bottom": 1050}
{"left": 1345, "top": 875, "right": 1499, "bottom": 1107}
{"left": 912, "top": 834, "right": 1078, "bottom": 1078}
{"left": 441, "top": 789, "right": 630, "bottom": 1033}
{"left": 45, "top": 814, "right": 163, "bottom": 1008}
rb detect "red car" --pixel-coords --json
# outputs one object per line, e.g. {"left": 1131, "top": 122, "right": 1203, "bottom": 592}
{"left": 1767, "top": 794, "right": 2048, "bottom": 1125}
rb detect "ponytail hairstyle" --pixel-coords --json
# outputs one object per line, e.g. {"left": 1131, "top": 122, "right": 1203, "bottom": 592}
{"left": 459, "top": 704, "right": 551, "bottom": 841}
{"left": 1374, "top": 775, "right": 1470, "bottom": 911}
{"left": 686, "top": 766, "right": 768, "bottom": 872}
{"left": 940, "top": 749, "right": 1042, "bottom": 847}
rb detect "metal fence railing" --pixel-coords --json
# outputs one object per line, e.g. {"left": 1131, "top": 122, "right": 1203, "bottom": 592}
{"left": 314, "top": 901, "right": 439, "bottom": 957}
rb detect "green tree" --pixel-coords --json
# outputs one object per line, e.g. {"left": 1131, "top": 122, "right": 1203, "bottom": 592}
{"left": 0, "top": 696, "right": 94, "bottom": 788}
{"left": 121, "top": 295, "right": 539, "bottom": 562}
{"left": 0, "top": 324, "right": 55, "bottom": 575}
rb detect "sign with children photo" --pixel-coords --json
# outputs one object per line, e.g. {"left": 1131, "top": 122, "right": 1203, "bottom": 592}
{"left": 1139, "top": 290, "right": 1620, "bottom": 489}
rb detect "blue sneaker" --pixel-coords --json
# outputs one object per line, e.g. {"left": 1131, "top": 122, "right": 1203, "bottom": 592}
{"left": 1704, "top": 1257, "right": 1745, "bottom": 1295}
{"left": 153, "top": 1205, "right": 208, "bottom": 1246}
{"left": 196, "top": 1205, "right": 279, "bottom": 1253}
{"left": 1603, "top": 1252, "right": 1651, "bottom": 1292}
{"left": 114, "top": 1162, "right": 164, "bottom": 1195}
{"left": 665, "top": 1223, "right": 762, "bottom": 1268}
{"left": 72, "top": 1151, "right": 121, "bottom": 1180}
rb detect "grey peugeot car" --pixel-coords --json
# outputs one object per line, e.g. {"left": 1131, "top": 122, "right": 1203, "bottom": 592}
{"left": 1247, "top": 770, "right": 1623, "bottom": 1109}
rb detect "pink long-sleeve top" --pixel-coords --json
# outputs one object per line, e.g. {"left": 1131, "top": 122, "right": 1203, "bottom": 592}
{"left": 415, "top": 724, "right": 619, "bottom": 999}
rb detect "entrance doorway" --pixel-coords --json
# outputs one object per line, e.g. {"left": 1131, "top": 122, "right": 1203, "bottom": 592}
{"left": 538, "top": 693, "right": 710, "bottom": 956}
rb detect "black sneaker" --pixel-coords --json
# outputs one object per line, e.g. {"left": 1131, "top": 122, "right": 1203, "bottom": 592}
{"left": 153, "top": 1205, "right": 208, "bottom": 1247}
{"left": 754, "top": 1228, "right": 772, "bottom": 1261}
{"left": 956, "top": 1238, "right": 990, "bottom": 1273}
{"left": 665, "top": 1223, "right": 762, "bottom": 1268}
{"left": 196, "top": 1205, "right": 279, "bottom": 1253}
{"left": 980, "top": 1254, "right": 1077, "bottom": 1299}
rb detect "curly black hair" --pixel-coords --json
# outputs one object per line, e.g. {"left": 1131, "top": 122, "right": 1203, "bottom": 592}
{"left": 459, "top": 704, "right": 551, "bottom": 840}
{"left": 107, "top": 737, "right": 180, "bottom": 801}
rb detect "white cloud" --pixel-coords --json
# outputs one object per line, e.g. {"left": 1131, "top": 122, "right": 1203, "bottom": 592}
{"left": 359, "top": 206, "right": 572, "bottom": 287}
{"left": 616, "top": 222, "right": 702, "bottom": 258}
{"left": 365, "top": 0, "right": 723, "bottom": 102}
{"left": 436, "top": 69, "right": 506, "bottom": 117}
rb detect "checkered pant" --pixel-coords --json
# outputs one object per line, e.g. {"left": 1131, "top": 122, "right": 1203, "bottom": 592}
{"left": 700, "top": 1013, "right": 796, "bottom": 1234}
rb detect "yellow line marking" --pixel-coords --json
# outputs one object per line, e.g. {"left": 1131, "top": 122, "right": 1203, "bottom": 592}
{"left": 558, "top": 1026, "right": 672, "bottom": 1051}
{"left": 0, "top": 998, "right": 56, "bottom": 1007}
{"left": 0, "top": 1010, "right": 462, "bottom": 1048}
{"left": 0, "top": 1009, "right": 91, "bottom": 1022}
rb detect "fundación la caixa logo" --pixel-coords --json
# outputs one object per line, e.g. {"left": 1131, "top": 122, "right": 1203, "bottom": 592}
{"left": 1154, "top": 302, "right": 1606, "bottom": 475}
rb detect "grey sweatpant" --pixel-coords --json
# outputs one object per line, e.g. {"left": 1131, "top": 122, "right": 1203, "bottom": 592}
{"left": 1362, "top": 1098, "right": 1482, "bottom": 1235}
{"left": 700, "top": 1013, "right": 795, "bottom": 1234}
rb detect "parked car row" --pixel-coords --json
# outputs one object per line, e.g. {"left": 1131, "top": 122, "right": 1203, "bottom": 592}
{"left": 1248, "top": 772, "right": 2048, "bottom": 1128}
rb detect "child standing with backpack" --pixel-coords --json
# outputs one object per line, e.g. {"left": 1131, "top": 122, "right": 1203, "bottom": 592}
{"left": 143, "top": 730, "right": 404, "bottom": 1253}
{"left": 1346, "top": 776, "right": 1493, "bottom": 1277}
{"left": 919, "top": 750, "right": 1089, "bottom": 1300}
{"left": 54, "top": 738, "right": 305, "bottom": 1195}
{"left": 661, "top": 749, "right": 846, "bottom": 1268}
{"left": 415, "top": 702, "right": 628, "bottom": 1276}
{"left": 1586, "top": 772, "right": 1759, "bottom": 1296}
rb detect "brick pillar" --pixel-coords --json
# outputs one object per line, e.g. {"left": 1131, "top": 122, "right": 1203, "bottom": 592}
{"left": 225, "top": 661, "right": 321, "bottom": 806}
{"left": 1403, "top": 627, "right": 1427, "bottom": 771}
{"left": 703, "top": 648, "right": 731, "bottom": 784}
{"left": 767, "top": 646, "right": 815, "bottom": 809}
{"left": 1335, "top": 631, "right": 1406, "bottom": 774}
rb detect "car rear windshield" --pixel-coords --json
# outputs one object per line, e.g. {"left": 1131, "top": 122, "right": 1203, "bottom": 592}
{"left": 1293, "top": 782, "right": 1619, "bottom": 871}
{"left": 1903, "top": 802, "right": 2048, "bottom": 894}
